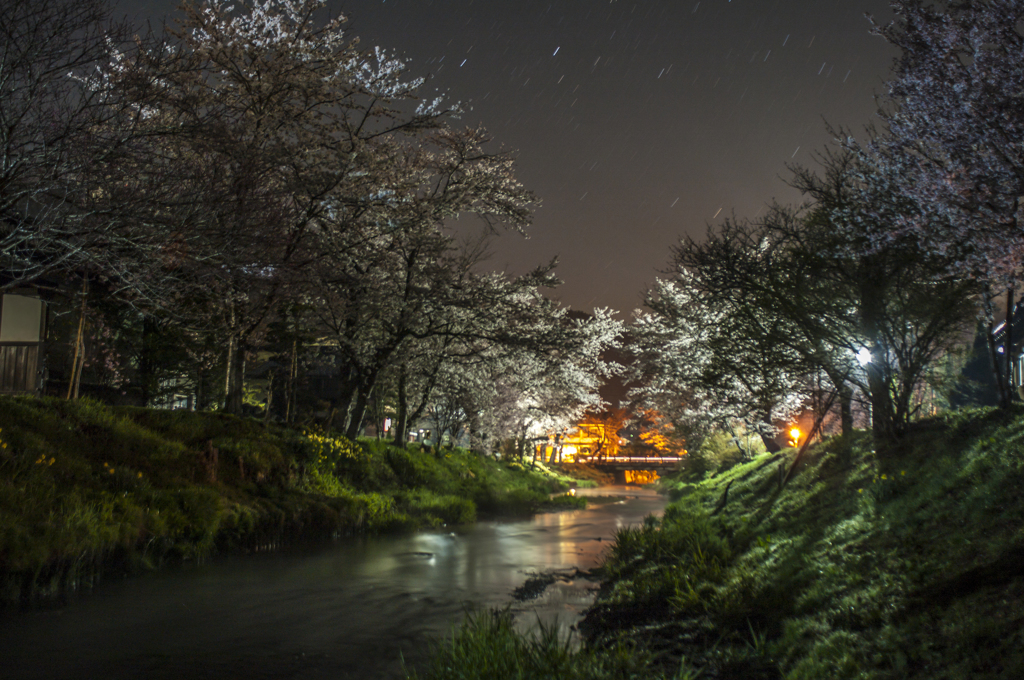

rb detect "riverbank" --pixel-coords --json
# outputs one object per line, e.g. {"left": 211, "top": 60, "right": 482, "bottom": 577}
{"left": 0, "top": 476, "right": 666, "bottom": 680}
{"left": 0, "top": 396, "right": 586, "bottom": 606}
{"left": 414, "top": 406, "right": 1024, "bottom": 679}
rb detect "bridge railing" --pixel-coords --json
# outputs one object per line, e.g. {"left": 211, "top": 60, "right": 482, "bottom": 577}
{"left": 578, "top": 456, "right": 683, "bottom": 464}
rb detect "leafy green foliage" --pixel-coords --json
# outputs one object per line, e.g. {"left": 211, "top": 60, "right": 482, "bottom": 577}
{"left": 675, "top": 429, "right": 762, "bottom": 483}
{"left": 602, "top": 503, "right": 731, "bottom": 614}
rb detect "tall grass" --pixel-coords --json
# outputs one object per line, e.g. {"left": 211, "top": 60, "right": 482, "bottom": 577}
{"left": 408, "top": 608, "right": 693, "bottom": 680}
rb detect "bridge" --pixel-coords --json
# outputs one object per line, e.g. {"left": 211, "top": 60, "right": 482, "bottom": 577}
{"left": 576, "top": 455, "right": 684, "bottom": 483}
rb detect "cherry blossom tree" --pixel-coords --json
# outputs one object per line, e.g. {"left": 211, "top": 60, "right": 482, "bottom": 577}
{"left": 868, "top": 0, "right": 1024, "bottom": 406}
{"left": 0, "top": 0, "right": 139, "bottom": 291}
{"left": 633, "top": 148, "right": 977, "bottom": 458}
{"left": 95, "top": 0, "right": 459, "bottom": 413}
{"left": 434, "top": 308, "right": 622, "bottom": 458}
{"left": 629, "top": 273, "right": 808, "bottom": 456}
{"left": 786, "top": 150, "right": 977, "bottom": 446}
{"left": 307, "top": 126, "right": 540, "bottom": 439}
{"left": 313, "top": 212, "right": 620, "bottom": 443}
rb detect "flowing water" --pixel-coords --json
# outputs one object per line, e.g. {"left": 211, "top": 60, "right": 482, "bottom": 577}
{"left": 0, "top": 486, "right": 666, "bottom": 680}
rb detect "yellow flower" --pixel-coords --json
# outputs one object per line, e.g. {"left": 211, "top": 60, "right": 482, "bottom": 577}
{"left": 48, "top": 457, "right": 54, "bottom": 465}
{"left": 901, "top": 470, "right": 906, "bottom": 476}
{"left": 858, "top": 488, "right": 863, "bottom": 493}
{"left": 881, "top": 474, "right": 887, "bottom": 480}
{"left": 137, "top": 472, "right": 143, "bottom": 478}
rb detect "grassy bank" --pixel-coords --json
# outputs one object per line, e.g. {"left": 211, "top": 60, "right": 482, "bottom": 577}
{"left": 0, "top": 396, "right": 585, "bottom": 606}
{"left": 415, "top": 406, "right": 1024, "bottom": 679}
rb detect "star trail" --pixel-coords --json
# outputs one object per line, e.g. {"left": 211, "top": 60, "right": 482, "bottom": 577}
{"left": 127, "top": 0, "right": 898, "bottom": 315}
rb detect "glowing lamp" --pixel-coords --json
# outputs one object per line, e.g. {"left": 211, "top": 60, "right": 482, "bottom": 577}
{"left": 788, "top": 427, "right": 801, "bottom": 448}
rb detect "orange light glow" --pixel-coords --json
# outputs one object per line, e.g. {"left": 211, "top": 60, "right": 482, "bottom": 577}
{"left": 624, "top": 470, "right": 660, "bottom": 485}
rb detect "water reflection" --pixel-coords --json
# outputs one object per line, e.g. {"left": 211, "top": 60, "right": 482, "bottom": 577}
{"left": 0, "top": 486, "right": 665, "bottom": 680}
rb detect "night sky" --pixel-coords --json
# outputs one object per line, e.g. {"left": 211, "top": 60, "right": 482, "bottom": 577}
{"left": 126, "top": 0, "right": 898, "bottom": 316}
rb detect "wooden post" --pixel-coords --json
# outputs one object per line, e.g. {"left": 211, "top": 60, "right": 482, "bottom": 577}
{"left": 66, "top": 277, "right": 88, "bottom": 400}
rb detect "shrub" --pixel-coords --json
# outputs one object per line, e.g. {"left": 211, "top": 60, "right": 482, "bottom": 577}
{"left": 409, "top": 608, "right": 663, "bottom": 680}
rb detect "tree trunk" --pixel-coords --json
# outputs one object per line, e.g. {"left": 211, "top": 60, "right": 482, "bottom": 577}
{"left": 223, "top": 334, "right": 235, "bottom": 409}
{"left": 1004, "top": 280, "right": 1014, "bottom": 408}
{"left": 224, "top": 337, "right": 245, "bottom": 415}
{"left": 867, "top": 347, "right": 894, "bottom": 454}
{"left": 71, "top": 340, "right": 86, "bottom": 400}
{"left": 728, "top": 424, "right": 752, "bottom": 459}
{"left": 195, "top": 366, "right": 208, "bottom": 411}
{"left": 981, "top": 285, "right": 1009, "bottom": 408}
{"left": 285, "top": 337, "right": 297, "bottom": 423}
{"left": 263, "top": 372, "right": 274, "bottom": 424}
{"left": 758, "top": 412, "right": 780, "bottom": 453}
{"left": 139, "top": 316, "right": 158, "bottom": 407}
{"left": 330, "top": 364, "right": 360, "bottom": 433}
{"left": 860, "top": 269, "right": 897, "bottom": 454}
{"left": 345, "top": 384, "right": 371, "bottom": 441}
{"left": 407, "top": 380, "right": 438, "bottom": 443}
{"left": 194, "top": 370, "right": 203, "bottom": 411}
{"left": 839, "top": 382, "right": 854, "bottom": 437}
{"left": 393, "top": 365, "right": 409, "bottom": 449}
{"left": 824, "top": 368, "right": 854, "bottom": 437}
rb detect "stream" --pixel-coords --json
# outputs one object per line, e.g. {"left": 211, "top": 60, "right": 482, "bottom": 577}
{"left": 0, "top": 486, "right": 666, "bottom": 680}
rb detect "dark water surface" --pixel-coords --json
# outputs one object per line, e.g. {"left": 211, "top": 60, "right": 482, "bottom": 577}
{"left": 0, "top": 486, "right": 665, "bottom": 680}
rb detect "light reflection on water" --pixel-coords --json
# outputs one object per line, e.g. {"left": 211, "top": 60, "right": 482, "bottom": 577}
{"left": 0, "top": 486, "right": 665, "bottom": 680}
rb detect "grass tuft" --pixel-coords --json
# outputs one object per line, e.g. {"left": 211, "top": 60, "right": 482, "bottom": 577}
{"left": 408, "top": 608, "right": 678, "bottom": 680}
